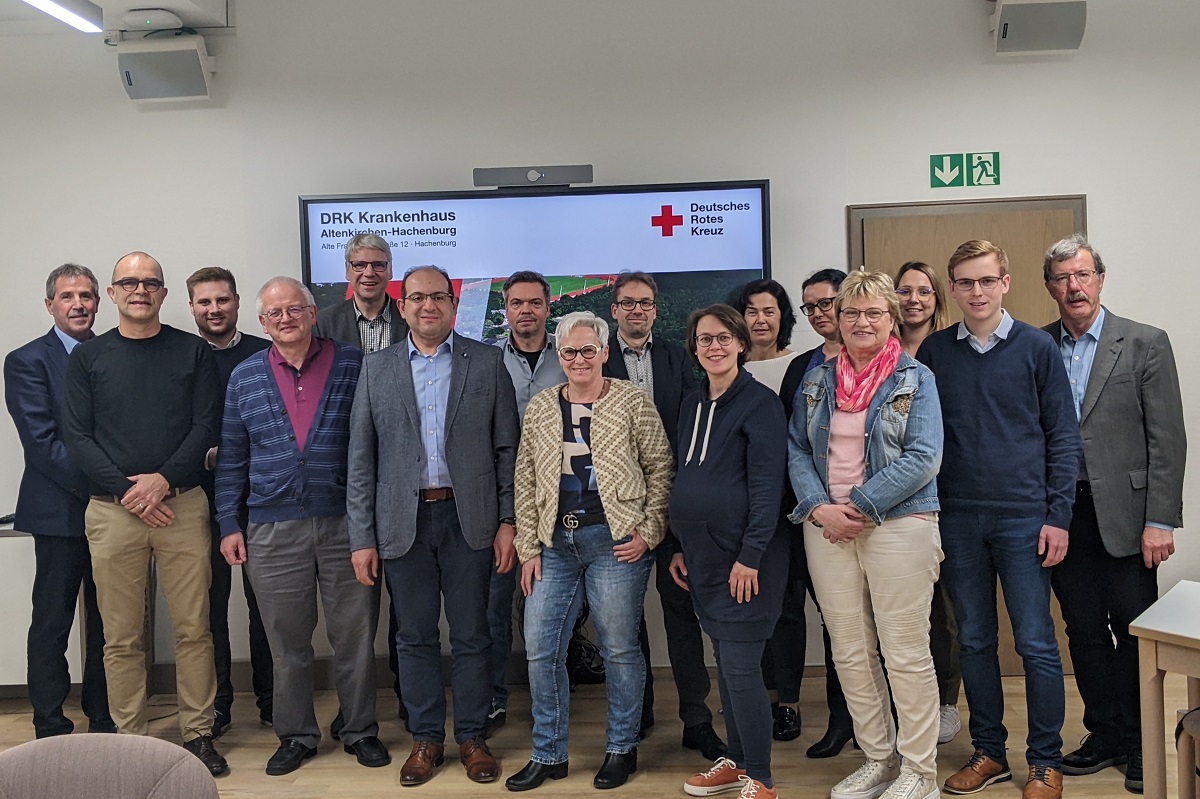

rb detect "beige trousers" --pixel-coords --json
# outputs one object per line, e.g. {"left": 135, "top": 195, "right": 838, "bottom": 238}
{"left": 85, "top": 487, "right": 215, "bottom": 741}
{"left": 804, "top": 513, "right": 943, "bottom": 777}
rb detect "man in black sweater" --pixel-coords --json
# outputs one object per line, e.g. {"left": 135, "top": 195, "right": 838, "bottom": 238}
{"left": 186, "top": 267, "right": 274, "bottom": 737}
{"left": 63, "top": 251, "right": 227, "bottom": 776}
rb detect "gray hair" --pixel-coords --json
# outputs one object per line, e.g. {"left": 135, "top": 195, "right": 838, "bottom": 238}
{"left": 554, "top": 311, "right": 609, "bottom": 347}
{"left": 345, "top": 233, "right": 392, "bottom": 263}
{"left": 45, "top": 263, "right": 98, "bottom": 300}
{"left": 401, "top": 265, "right": 453, "bottom": 298}
{"left": 255, "top": 276, "right": 315, "bottom": 315}
{"left": 1043, "top": 234, "right": 1105, "bottom": 281}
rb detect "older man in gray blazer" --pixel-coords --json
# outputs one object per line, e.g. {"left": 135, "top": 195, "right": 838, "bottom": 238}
{"left": 1041, "top": 235, "right": 1186, "bottom": 794}
{"left": 347, "top": 265, "right": 520, "bottom": 788}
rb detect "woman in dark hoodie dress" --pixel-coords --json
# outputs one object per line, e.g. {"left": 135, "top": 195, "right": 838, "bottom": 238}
{"left": 668, "top": 304, "right": 788, "bottom": 799}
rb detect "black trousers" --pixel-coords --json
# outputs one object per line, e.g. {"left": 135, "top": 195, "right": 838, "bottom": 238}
{"left": 638, "top": 547, "right": 715, "bottom": 728}
{"left": 209, "top": 523, "right": 273, "bottom": 719}
{"left": 930, "top": 578, "right": 962, "bottom": 706}
{"left": 762, "top": 520, "right": 850, "bottom": 724}
{"left": 1051, "top": 484, "right": 1159, "bottom": 751}
{"left": 28, "top": 534, "right": 112, "bottom": 737}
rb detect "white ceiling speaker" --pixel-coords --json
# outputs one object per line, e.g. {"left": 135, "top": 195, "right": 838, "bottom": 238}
{"left": 116, "top": 34, "right": 215, "bottom": 102}
{"left": 990, "top": 0, "right": 1087, "bottom": 56}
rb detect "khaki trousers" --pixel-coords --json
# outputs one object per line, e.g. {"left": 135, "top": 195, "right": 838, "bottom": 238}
{"left": 805, "top": 513, "right": 942, "bottom": 777}
{"left": 85, "top": 487, "right": 216, "bottom": 740}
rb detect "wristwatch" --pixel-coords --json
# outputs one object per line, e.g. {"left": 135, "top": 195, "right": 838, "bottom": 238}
{"left": 500, "top": 516, "right": 516, "bottom": 526}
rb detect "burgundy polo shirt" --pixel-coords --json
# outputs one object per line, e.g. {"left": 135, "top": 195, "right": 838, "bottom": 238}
{"left": 268, "top": 337, "right": 335, "bottom": 452}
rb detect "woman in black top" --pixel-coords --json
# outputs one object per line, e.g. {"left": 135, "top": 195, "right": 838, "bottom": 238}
{"left": 669, "top": 305, "right": 787, "bottom": 799}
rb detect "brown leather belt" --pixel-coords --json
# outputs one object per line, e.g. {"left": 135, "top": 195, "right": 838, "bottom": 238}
{"left": 91, "top": 486, "right": 198, "bottom": 504}
{"left": 420, "top": 487, "right": 454, "bottom": 503}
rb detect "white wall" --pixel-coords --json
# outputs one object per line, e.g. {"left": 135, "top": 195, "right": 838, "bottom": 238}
{"left": 1, "top": 0, "right": 1197, "bottom": 665}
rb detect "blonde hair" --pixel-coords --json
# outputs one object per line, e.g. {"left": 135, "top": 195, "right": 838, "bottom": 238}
{"left": 895, "top": 261, "right": 950, "bottom": 332}
{"left": 835, "top": 270, "right": 901, "bottom": 339}
{"left": 947, "top": 239, "right": 1009, "bottom": 281}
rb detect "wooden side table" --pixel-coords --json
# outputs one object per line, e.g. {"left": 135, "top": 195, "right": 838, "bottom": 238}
{"left": 1131, "top": 580, "right": 1200, "bottom": 799}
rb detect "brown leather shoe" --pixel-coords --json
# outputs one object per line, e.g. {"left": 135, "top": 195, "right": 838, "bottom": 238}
{"left": 944, "top": 749, "right": 1013, "bottom": 794}
{"left": 400, "top": 741, "right": 445, "bottom": 786}
{"left": 460, "top": 737, "right": 499, "bottom": 783}
{"left": 1022, "top": 765, "right": 1063, "bottom": 799}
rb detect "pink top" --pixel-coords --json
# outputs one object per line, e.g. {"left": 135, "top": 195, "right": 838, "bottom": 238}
{"left": 268, "top": 337, "right": 335, "bottom": 453}
{"left": 828, "top": 407, "right": 867, "bottom": 505}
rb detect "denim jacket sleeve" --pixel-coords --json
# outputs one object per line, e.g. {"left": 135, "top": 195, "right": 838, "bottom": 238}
{"left": 786, "top": 366, "right": 833, "bottom": 525}
{"left": 849, "top": 362, "right": 944, "bottom": 524}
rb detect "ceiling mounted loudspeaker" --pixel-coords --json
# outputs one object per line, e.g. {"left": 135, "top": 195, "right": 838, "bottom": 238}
{"left": 121, "top": 8, "right": 183, "bottom": 31}
{"left": 117, "top": 34, "right": 215, "bottom": 102}
{"left": 990, "top": 0, "right": 1086, "bottom": 56}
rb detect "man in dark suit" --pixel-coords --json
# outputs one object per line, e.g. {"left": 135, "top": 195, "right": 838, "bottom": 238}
{"left": 347, "top": 265, "right": 519, "bottom": 787}
{"left": 314, "top": 232, "right": 408, "bottom": 731}
{"left": 602, "top": 271, "right": 726, "bottom": 761}
{"left": 314, "top": 233, "right": 407, "bottom": 351}
{"left": 4, "top": 263, "right": 115, "bottom": 738}
{"left": 1042, "top": 235, "right": 1186, "bottom": 794}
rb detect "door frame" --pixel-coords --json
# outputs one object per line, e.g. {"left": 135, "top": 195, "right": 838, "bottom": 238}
{"left": 846, "top": 195, "right": 1087, "bottom": 271}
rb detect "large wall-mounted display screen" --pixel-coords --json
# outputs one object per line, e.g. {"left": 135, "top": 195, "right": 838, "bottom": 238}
{"left": 300, "top": 180, "right": 770, "bottom": 345}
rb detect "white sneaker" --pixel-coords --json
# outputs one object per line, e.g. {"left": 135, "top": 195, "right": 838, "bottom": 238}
{"left": 831, "top": 756, "right": 900, "bottom": 799}
{"left": 937, "top": 705, "right": 961, "bottom": 745}
{"left": 880, "top": 771, "right": 939, "bottom": 799}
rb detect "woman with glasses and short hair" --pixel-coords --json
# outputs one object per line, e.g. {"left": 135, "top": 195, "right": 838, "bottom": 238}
{"left": 507, "top": 311, "right": 674, "bottom": 792}
{"left": 670, "top": 304, "right": 788, "bottom": 799}
{"left": 789, "top": 271, "right": 944, "bottom": 799}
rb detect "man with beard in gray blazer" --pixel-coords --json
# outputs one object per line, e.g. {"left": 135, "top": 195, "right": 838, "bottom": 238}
{"left": 347, "top": 265, "right": 520, "bottom": 788}
{"left": 1041, "top": 235, "right": 1186, "bottom": 794}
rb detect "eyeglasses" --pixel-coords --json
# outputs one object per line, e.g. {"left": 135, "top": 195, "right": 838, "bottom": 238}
{"left": 615, "top": 299, "right": 656, "bottom": 311}
{"left": 404, "top": 292, "right": 454, "bottom": 305}
{"left": 951, "top": 276, "right": 1004, "bottom": 292}
{"left": 1047, "top": 269, "right": 1099, "bottom": 287}
{"left": 799, "top": 297, "right": 835, "bottom": 316}
{"left": 558, "top": 345, "right": 602, "bottom": 361}
{"left": 112, "top": 278, "right": 164, "bottom": 293}
{"left": 695, "top": 332, "right": 735, "bottom": 348}
{"left": 263, "top": 305, "right": 311, "bottom": 322}
{"left": 839, "top": 308, "right": 889, "bottom": 323}
{"left": 348, "top": 260, "right": 390, "bottom": 272}
{"left": 895, "top": 287, "right": 936, "bottom": 298}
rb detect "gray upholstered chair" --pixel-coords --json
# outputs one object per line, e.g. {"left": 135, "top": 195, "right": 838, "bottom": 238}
{"left": 0, "top": 733, "right": 219, "bottom": 799}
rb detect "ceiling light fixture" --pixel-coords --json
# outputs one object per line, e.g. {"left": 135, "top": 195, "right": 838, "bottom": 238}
{"left": 18, "top": 0, "right": 103, "bottom": 33}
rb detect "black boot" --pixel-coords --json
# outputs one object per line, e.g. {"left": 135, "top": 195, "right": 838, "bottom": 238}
{"left": 806, "top": 719, "right": 855, "bottom": 758}
{"left": 505, "top": 760, "right": 569, "bottom": 791}
{"left": 593, "top": 749, "right": 637, "bottom": 789}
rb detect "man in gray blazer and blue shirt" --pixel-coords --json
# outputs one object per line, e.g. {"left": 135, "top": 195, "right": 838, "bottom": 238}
{"left": 1042, "top": 235, "right": 1186, "bottom": 794}
{"left": 347, "top": 265, "right": 520, "bottom": 788}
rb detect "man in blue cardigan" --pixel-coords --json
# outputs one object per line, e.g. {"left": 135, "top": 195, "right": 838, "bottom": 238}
{"left": 215, "top": 276, "right": 387, "bottom": 777}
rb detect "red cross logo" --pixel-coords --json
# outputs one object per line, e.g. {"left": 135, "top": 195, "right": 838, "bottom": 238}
{"left": 651, "top": 205, "right": 684, "bottom": 236}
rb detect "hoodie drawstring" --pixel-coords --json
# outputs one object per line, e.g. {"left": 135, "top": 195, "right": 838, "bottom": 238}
{"left": 684, "top": 399, "right": 717, "bottom": 466}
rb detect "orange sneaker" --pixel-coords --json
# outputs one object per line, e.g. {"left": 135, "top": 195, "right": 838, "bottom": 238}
{"left": 685, "top": 757, "right": 747, "bottom": 796}
{"left": 737, "top": 775, "right": 777, "bottom": 799}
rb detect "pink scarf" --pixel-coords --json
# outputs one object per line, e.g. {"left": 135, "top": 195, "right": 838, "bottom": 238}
{"left": 835, "top": 336, "right": 902, "bottom": 412}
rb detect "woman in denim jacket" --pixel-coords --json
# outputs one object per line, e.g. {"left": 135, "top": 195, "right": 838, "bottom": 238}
{"left": 787, "top": 271, "right": 944, "bottom": 799}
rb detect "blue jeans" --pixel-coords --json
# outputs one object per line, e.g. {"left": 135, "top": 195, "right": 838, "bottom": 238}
{"left": 939, "top": 512, "right": 1065, "bottom": 768}
{"left": 523, "top": 523, "right": 653, "bottom": 764}
{"left": 486, "top": 567, "right": 517, "bottom": 708}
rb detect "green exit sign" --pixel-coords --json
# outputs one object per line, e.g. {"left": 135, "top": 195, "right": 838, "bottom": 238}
{"left": 930, "top": 152, "right": 1000, "bottom": 188}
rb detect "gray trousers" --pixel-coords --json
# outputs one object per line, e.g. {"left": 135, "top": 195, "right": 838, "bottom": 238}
{"left": 244, "top": 516, "right": 378, "bottom": 748}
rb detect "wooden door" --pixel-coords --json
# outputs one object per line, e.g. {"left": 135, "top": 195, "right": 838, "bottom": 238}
{"left": 847, "top": 196, "right": 1087, "bottom": 676}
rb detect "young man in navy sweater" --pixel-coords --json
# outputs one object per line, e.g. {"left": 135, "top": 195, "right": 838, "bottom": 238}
{"left": 917, "top": 240, "right": 1081, "bottom": 799}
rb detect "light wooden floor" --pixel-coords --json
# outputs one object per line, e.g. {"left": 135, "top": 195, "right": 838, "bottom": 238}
{"left": 0, "top": 670, "right": 1188, "bottom": 798}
